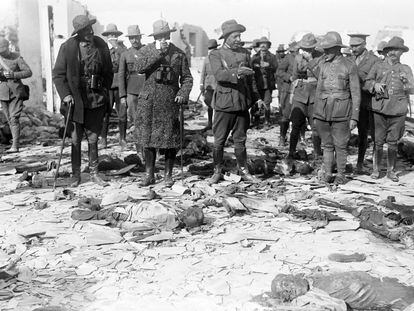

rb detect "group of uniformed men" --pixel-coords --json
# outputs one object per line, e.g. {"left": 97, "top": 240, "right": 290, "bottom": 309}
{"left": 50, "top": 15, "right": 413, "bottom": 188}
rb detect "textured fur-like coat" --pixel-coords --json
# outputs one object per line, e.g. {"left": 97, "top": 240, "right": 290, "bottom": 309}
{"left": 134, "top": 43, "right": 193, "bottom": 149}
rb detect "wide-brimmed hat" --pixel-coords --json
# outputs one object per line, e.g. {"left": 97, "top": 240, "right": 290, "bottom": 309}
{"left": 102, "top": 23, "right": 123, "bottom": 37}
{"left": 208, "top": 39, "right": 219, "bottom": 50}
{"left": 0, "top": 38, "right": 9, "bottom": 53}
{"left": 276, "top": 44, "right": 286, "bottom": 52}
{"left": 320, "top": 31, "right": 346, "bottom": 49}
{"left": 376, "top": 40, "right": 387, "bottom": 52}
{"left": 347, "top": 33, "right": 369, "bottom": 46}
{"left": 125, "top": 25, "right": 143, "bottom": 37}
{"left": 71, "top": 15, "right": 96, "bottom": 36}
{"left": 298, "top": 33, "right": 317, "bottom": 49}
{"left": 288, "top": 41, "right": 299, "bottom": 52}
{"left": 257, "top": 36, "right": 271, "bottom": 47}
{"left": 149, "top": 20, "right": 176, "bottom": 37}
{"left": 219, "top": 19, "right": 246, "bottom": 40}
{"left": 383, "top": 36, "right": 409, "bottom": 52}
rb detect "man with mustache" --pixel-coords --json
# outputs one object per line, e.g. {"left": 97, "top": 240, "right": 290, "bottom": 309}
{"left": 365, "top": 36, "right": 414, "bottom": 182}
{"left": 53, "top": 15, "right": 113, "bottom": 187}
{"left": 314, "top": 31, "right": 361, "bottom": 185}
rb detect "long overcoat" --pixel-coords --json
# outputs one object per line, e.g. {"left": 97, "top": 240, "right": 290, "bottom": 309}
{"left": 134, "top": 43, "right": 193, "bottom": 149}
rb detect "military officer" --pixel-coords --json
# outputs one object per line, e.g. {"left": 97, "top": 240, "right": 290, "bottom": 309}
{"left": 251, "top": 36, "right": 278, "bottom": 126}
{"left": 209, "top": 19, "right": 263, "bottom": 184}
{"left": 348, "top": 33, "right": 379, "bottom": 174}
{"left": 365, "top": 37, "right": 414, "bottom": 182}
{"left": 101, "top": 24, "right": 127, "bottom": 149}
{"left": 200, "top": 39, "right": 219, "bottom": 130}
{"left": 0, "top": 38, "right": 32, "bottom": 153}
{"left": 314, "top": 31, "right": 361, "bottom": 185}
{"left": 118, "top": 25, "right": 145, "bottom": 127}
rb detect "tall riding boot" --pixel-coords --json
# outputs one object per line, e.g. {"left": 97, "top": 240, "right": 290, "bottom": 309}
{"left": 6, "top": 123, "right": 20, "bottom": 153}
{"left": 371, "top": 144, "right": 383, "bottom": 179}
{"left": 321, "top": 149, "right": 334, "bottom": 183}
{"left": 89, "top": 143, "right": 108, "bottom": 186}
{"left": 312, "top": 134, "right": 322, "bottom": 159}
{"left": 235, "top": 148, "right": 258, "bottom": 183}
{"left": 210, "top": 147, "right": 224, "bottom": 184}
{"left": 100, "top": 114, "right": 110, "bottom": 148}
{"left": 140, "top": 148, "right": 156, "bottom": 186}
{"left": 70, "top": 142, "right": 82, "bottom": 187}
{"left": 279, "top": 121, "right": 288, "bottom": 147}
{"left": 334, "top": 148, "right": 348, "bottom": 185}
{"left": 119, "top": 121, "right": 127, "bottom": 149}
{"left": 387, "top": 145, "right": 399, "bottom": 182}
{"left": 164, "top": 148, "right": 176, "bottom": 187}
{"left": 356, "top": 135, "right": 368, "bottom": 174}
{"left": 288, "top": 125, "right": 300, "bottom": 159}
{"left": 206, "top": 107, "right": 213, "bottom": 130}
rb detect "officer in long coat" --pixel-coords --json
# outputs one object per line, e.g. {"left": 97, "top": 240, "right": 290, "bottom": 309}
{"left": 208, "top": 19, "right": 263, "bottom": 184}
{"left": 365, "top": 37, "right": 414, "bottom": 182}
{"left": 118, "top": 25, "right": 145, "bottom": 130}
{"left": 314, "top": 31, "right": 361, "bottom": 185}
{"left": 53, "top": 15, "right": 113, "bottom": 187}
{"left": 348, "top": 33, "right": 379, "bottom": 174}
{"left": 134, "top": 20, "right": 193, "bottom": 187}
{"left": 101, "top": 24, "right": 127, "bottom": 149}
{"left": 0, "top": 38, "right": 32, "bottom": 153}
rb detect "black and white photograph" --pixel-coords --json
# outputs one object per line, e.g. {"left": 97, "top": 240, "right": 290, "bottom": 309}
{"left": 1, "top": 0, "right": 414, "bottom": 310}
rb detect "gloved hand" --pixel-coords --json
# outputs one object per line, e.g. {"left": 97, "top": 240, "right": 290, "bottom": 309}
{"left": 4, "top": 71, "right": 14, "bottom": 79}
{"left": 237, "top": 66, "right": 254, "bottom": 78}
{"left": 374, "top": 83, "right": 385, "bottom": 93}
{"left": 350, "top": 119, "right": 357, "bottom": 130}
{"left": 60, "top": 95, "right": 74, "bottom": 119}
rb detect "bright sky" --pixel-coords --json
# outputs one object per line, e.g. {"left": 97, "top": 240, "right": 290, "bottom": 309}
{"left": 85, "top": 0, "right": 414, "bottom": 48}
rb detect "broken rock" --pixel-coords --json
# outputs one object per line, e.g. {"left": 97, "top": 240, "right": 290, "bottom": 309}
{"left": 271, "top": 274, "right": 309, "bottom": 302}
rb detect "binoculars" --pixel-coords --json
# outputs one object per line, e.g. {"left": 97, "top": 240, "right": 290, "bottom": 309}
{"left": 155, "top": 65, "right": 174, "bottom": 84}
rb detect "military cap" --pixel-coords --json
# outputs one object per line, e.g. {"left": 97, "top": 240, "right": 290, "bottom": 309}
{"left": 348, "top": 33, "right": 369, "bottom": 46}
{"left": 383, "top": 36, "right": 409, "bottom": 52}
{"left": 0, "top": 38, "right": 9, "bottom": 53}
{"left": 71, "top": 15, "right": 96, "bottom": 36}
{"left": 102, "top": 24, "right": 123, "bottom": 37}
{"left": 219, "top": 19, "right": 246, "bottom": 40}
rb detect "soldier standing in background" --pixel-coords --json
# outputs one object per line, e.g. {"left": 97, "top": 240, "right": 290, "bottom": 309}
{"left": 348, "top": 33, "right": 379, "bottom": 174}
{"left": 275, "top": 41, "right": 297, "bottom": 146}
{"left": 118, "top": 25, "right": 146, "bottom": 133}
{"left": 53, "top": 15, "right": 113, "bottom": 187}
{"left": 314, "top": 31, "right": 361, "bottom": 185}
{"left": 0, "top": 38, "right": 32, "bottom": 153}
{"left": 101, "top": 24, "right": 127, "bottom": 149}
{"left": 288, "top": 33, "right": 323, "bottom": 159}
{"left": 200, "top": 39, "right": 219, "bottom": 130}
{"left": 251, "top": 36, "right": 278, "bottom": 127}
{"left": 365, "top": 37, "right": 414, "bottom": 182}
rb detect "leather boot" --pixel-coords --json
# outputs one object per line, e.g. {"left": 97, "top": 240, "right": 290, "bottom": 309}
{"left": 371, "top": 145, "right": 383, "bottom": 179}
{"left": 100, "top": 114, "right": 110, "bottom": 148}
{"left": 279, "top": 121, "right": 288, "bottom": 147}
{"left": 89, "top": 143, "right": 108, "bottom": 186}
{"left": 70, "top": 142, "right": 82, "bottom": 187}
{"left": 312, "top": 134, "right": 322, "bottom": 159}
{"left": 209, "top": 147, "right": 224, "bottom": 184}
{"left": 6, "top": 123, "right": 20, "bottom": 153}
{"left": 140, "top": 148, "right": 156, "bottom": 186}
{"left": 164, "top": 148, "right": 176, "bottom": 187}
{"left": 288, "top": 124, "right": 300, "bottom": 159}
{"left": 205, "top": 107, "right": 213, "bottom": 130}
{"left": 387, "top": 145, "right": 399, "bottom": 182}
{"left": 235, "top": 148, "right": 258, "bottom": 183}
{"left": 321, "top": 149, "right": 334, "bottom": 183}
{"left": 119, "top": 121, "right": 127, "bottom": 149}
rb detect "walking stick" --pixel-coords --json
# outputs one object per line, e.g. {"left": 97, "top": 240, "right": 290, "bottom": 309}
{"left": 180, "top": 102, "right": 185, "bottom": 184}
{"left": 53, "top": 101, "right": 73, "bottom": 190}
